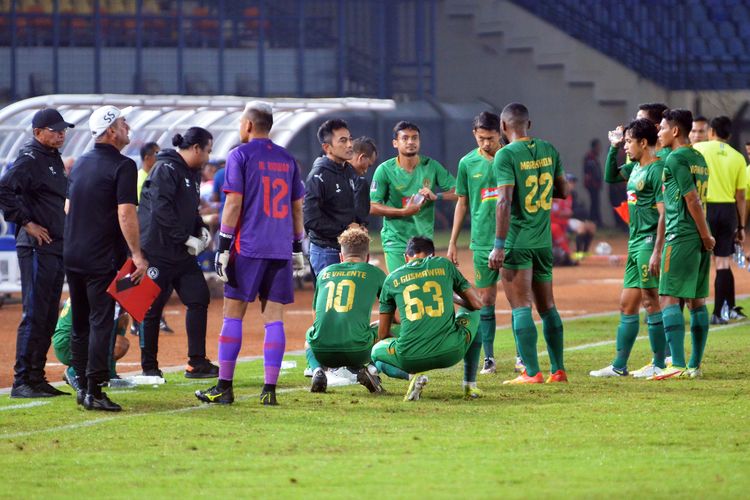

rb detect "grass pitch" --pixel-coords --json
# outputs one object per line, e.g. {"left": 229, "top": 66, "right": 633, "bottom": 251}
{"left": 1, "top": 301, "right": 749, "bottom": 499}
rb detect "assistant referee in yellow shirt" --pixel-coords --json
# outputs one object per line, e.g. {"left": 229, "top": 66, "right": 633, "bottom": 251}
{"left": 693, "top": 116, "right": 747, "bottom": 323}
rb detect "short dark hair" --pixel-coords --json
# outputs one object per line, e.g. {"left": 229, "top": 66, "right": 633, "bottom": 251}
{"left": 709, "top": 116, "right": 732, "bottom": 140}
{"left": 500, "top": 103, "right": 530, "bottom": 129}
{"left": 172, "top": 127, "right": 213, "bottom": 150}
{"left": 472, "top": 111, "right": 501, "bottom": 132}
{"left": 624, "top": 119, "right": 658, "bottom": 146}
{"left": 405, "top": 236, "right": 435, "bottom": 257}
{"left": 393, "top": 121, "right": 420, "bottom": 140}
{"left": 638, "top": 103, "right": 668, "bottom": 125}
{"left": 317, "top": 119, "right": 349, "bottom": 145}
{"left": 140, "top": 141, "right": 159, "bottom": 160}
{"left": 590, "top": 138, "right": 600, "bottom": 149}
{"left": 352, "top": 136, "right": 377, "bottom": 157}
{"left": 662, "top": 109, "right": 693, "bottom": 138}
{"left": 245, "top": 108, "right": 273, "bottom": 133}
{"left": 693, "top": 115, "right": 708, "bottom": 123}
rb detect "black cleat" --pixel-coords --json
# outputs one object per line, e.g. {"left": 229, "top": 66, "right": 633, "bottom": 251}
{"left": 159, "top": 317, "right": 174, "bottom": 334}
{"left": 730, "top": 306, "right": 747, "bottom": 320}
{"left": 310, "top": 368, "right": 327, "bottom": 393}
{"left": 195, "top": 385, "right": 234, "bottom": 404}
{"left": 83, "top": 392, "right": 122, "bottom": 412}
{"left": 35, "top": 381, "right": 70, "bottom": 396}
{"left": 356, "top": 364, "right": 384, "bottom": 394}
{"left": 260, "top": 389, "right": 278, "bottom": 406}
{"left": 130, "top": 321, "right": 140, "bottom": 336}
{"left": 76, "top": 389, "right": 86, "bottom": 406}
{"left": 185, "top": 359, "right": 219, "bottom": 379}
{"left": 9, "top": 383, "right": 54, "bottom": 399}
{"left": 63, "top": 368, "right": 81, "bottom": 391}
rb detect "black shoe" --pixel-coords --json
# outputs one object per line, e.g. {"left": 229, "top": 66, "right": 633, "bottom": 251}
{"left": 710, "top": 314, "right": 728, "bottom": 325}
{"left": 62, "top": 368, "right": 81, "bottom": 392}
{"left": 159, "top": 317, "right": 174, "bottom": 333}
{"left": 34, "top": 381, "right": 70, "bottom": 396}
{"left": 83, "top": 392, "right": 122, "bottom": 412}
{"left": 76, "top": 389, "right": 86, "bottom": 406}
{"left": 185, "top": 359, "right": 219, "bottom": 379}
{"left": 195, "top": 384, "right": 234, "bottom": 404}
{"left": 142, "top": 368, "right": 165, "bottom": 378}
{"left": 310, "top": 368, "right": 327, "bottom": 393}
{"left": 730, "top": 306, "right": 747, "bottom": 320}
{"left": 260, "top": 389, "right": 278, "bottom": 406}
{"left": 356, "top": 365, "right": 384, "bottom": 394}
{"left": 130, "top": 321, "right": 140, "bottom": 336}
{"left": 9, "top": 383, "right": 54, "bottom": 399}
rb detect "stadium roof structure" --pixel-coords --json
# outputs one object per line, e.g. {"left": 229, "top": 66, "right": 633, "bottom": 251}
{"left": 0, "top": 95, "right": 396, "bottom": 166}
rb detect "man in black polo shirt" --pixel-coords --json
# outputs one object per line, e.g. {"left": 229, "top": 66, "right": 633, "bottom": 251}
{"left": 64, "top": 105, "right": 148, "bottom": 412}
{"left": 0, "top": 108, "right": 74, "bottom": 398}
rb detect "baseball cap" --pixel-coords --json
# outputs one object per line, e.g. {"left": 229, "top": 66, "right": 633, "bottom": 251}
{"left": 89, "top": 105, "right": 133, "bottom": 137}
{"left": 31, "top": 108, "right": 75, "bottom": 131}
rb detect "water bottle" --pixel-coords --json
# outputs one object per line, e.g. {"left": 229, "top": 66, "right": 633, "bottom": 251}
{"left": 734, "top": 243, "right": 746, "bottom": 268}
{"left": 721, "top": 301, "right": 730, "bottom": 322}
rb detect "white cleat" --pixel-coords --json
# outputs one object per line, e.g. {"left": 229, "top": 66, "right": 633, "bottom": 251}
{"left": 480, "top": 357, "right": 496, "bottom": 374}
{"left": 589, "top": 365, "right": 628, "bottom": 377}
{"left": 631, "top": 363, "right": 664, "bottom": 379}
{"left": 404, "top": 374, "right": 429, "bottom": 401}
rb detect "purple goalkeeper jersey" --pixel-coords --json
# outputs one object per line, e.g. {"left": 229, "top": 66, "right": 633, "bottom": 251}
{"left": 224, "top": 138, "right": 305, "bottom": 259}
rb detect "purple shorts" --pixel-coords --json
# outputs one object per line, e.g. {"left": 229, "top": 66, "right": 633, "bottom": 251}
{"left": 224, "top": 255, "right": 294, "bottom": 304}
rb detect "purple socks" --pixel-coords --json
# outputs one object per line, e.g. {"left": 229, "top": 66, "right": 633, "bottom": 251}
{"left": 217, "top": 317, "right": 243, "bottom": 381}
{"left": 263, "top": 321, "right": 286, "bottom": 385}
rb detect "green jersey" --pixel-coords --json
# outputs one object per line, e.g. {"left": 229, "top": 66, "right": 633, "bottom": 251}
{"left": 308, "top": 261, "right": 387, "bottom": 352}
{"left": 455, "top": 148, "right": 497, "bottom": 251}
{"left": 656, "top": 147, "right": 672, "bottom": 160}
{"left": 494, "top": 138, "right": 564, "bottom": 249}
{"left": 621, "top": 160, "right": 664, "bottom": 251}
{"left": 370, "top": 156, "right": 456, "bottom": 252}
{"left": 662, "top": 146, "right": 708, "bottom": 242}
{"left": 379, "top": 256, "right": 471, "bottom": 359}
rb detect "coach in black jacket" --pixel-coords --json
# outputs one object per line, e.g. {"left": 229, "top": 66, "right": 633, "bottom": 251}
{"left": 303, "top": 119, "right": 366, "bottom": 278}
{"left": 0, "top": 108, "right": 73, "bottom": 398}
{"left": 138, "top": 127, "right": 218, "bottom": 380}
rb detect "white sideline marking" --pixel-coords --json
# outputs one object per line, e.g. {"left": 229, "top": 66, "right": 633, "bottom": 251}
{"left": 0, "top": 401, "right": 50, "bottom": 411}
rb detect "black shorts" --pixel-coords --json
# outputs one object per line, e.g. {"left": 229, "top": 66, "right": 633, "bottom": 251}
{"left": 707, "top": 203, "right": 737, "bottom": 257}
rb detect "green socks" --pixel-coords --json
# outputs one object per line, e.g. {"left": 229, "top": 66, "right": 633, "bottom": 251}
{"left": 375, "top": 361, "right": 409, "bottom": 380}
{"left": 463, "top": 318, "right": 483, "bottom": 383}
{"left": 305, "top": 346, "right": 322, "bottom": 371}
{"left": 662, "top": 304, "right": 686, "bottom": 368}
{"left": 612, "top": 314, "right": 640, "bottom": 370}
{"left": 479, "top": 305, "right": 496, "bottom": 359}
{"left": 647, "top": 311, "right": 667, "bottom": 369}
{"left": 540, "top": 307, "right": 565, "bottom": 373}
{"left": 689, "top": 305, "right": 709, "bottom": 369}
{"left": 512, "top": 307, "right": 540, "bottom": 376}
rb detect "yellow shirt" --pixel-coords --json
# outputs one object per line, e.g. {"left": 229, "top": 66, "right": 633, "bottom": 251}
{"left": 137, "top": 168, "right": 148, "bottom": 202}
{"left": 693, "top": 140, "right": 747, "bottom": 202}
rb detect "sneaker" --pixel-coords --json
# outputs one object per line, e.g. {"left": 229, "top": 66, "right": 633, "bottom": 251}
{"left": 83, "top": 392, "right": 122, "bottom": 412}
{"left": 9, "top": 383, "right": 54, "bottom": 398}
{"left": 356, "top": 364, "right": 384, "bottom": 394}
{"left": 185, "top": 359, "right": 219, "bottom": 379}
{"left": 480, "top": 357, "right": 496, "bottom": 374}
{"left": 649, "top": 365, "right": 686, "bottom": 380}
{"left": 159, "top": 316, "right": 174, "bottom": 333}
{"left": 142, "top": 369, "right": 166, "bottom": 383}
{"left": 63, "top": 367, "right": 81, "bottom": 391}
{"left": 514, "top": 356, "right": 525, "bottom": 373}
{"left": 130, "top": 321, "right": 140, "bottom": 336}
{"left": 260, "top": 388, "right": 278, "bottom": 406}
{"left": 546, "top": 370, "right": 569, "bottom": 383}
{"left": 404, "top": 374, "right": 428, "bottom": 401}
{"left": 685, "top": 367, "right": 703, "bottom": 378}
{"left": 664, "top": 356, "right": 672, "bottom": 365}
{"left": 729, "top": 306, "right": 747, "bottom": 320}
{"left": 710, "top": 314, "right": 728, "bottom": 325}
{"left": 35, "top": 381, "right": 70, "bottom": 396}
{"left": 589, "top": 365, "right": 628, "bottom": 377}
{"left": 464, "top": 385, "right": 483, "bottom": 399}
{"left": 310, "top": 368, "right": 327, "bottom": 393}
{"left": 195, "top": 384, "right": 234, "bottom": 404}
{"left": 303, "top": 366, "right": 314, "bottom": 377}
{"left": 631, "top": 363, "right": 664, "bottom": 379}
{"left": 503, "top": 370, "right": 544, "bottom": 385}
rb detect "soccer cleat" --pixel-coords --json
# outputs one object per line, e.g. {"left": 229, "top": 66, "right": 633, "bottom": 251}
{"left": 464, "top": 386, "right": 483, "bottom": 399}
{"left": 710, "top": 314, "right": 728, "bottom": 325}
{"left": 260, "top": 389, "right": 278, "bottom": 406}
{"left": 310, "top": 368, "right": 327, "bottom": 393}
{"left": 664, "top": 356, "right": 672, "bottom": 365}
{"left": 195, "top": 385, "right": 234, "bottom": 404}
{"left": 35, "top": 381, "right": 70, "bottom": 396}
{"left": 649, "top": 365, "right": 686, "bottom": 380}
{"left": 631, "top": 363, "right": 664, "bottom": 379}
{"left": 83, "top": 392, "right": 122, "bottom": 412}
{"left": 404, "top": 374, "right": 428, "bottom": 401}
{"left": 76, "top": 389, "right": 86, "bottom": 406}
{"left": 503, "top": 370, "right": 544, "bottom": 385}
{"left": 356, "top": 364, "right": 384, "bottom": 394}
{"left": 514, "top": 356, "right": 525, "bottom": 373}
{"left": 63, "top": 367, "right": 81, "bottom": 391}
{"left": 142, "top": 368, "right": 166, "bottom": 384}
{"left": 185, "top": 359, "right": 219, "bottom": 379}
{"left": 546, "top": 370, "right": 569, "bottom": 383}
{"left": 480, "top": 357, "right": 496, "bottom": 374}
{"left": 589, "top": 365, "right": 628, "bottom": 377}
{"left": 303, "top": 366, "right": 314, "bottom": 377}
{"left": 729, "top": 306, "right": 747, "bottom": 320}
{"left": 685, "top": 367, "right": 703, "bottom": 379}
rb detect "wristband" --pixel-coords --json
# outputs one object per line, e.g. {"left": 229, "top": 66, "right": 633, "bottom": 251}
{"left": 294, "top": 231, "right": 304, "bottom": 241}
{"left": 220, "top": 224, "right": 235, "bottom": 236}
{"left": 292, "top": 240, "right": 303, "bottom": 253}
{"left": 494, "top": 237, "right": 505, "bottom": 249}
{"left": 217, "top": 233, "right": 233, "bottom": 253}
{"left": 436, "top": 192, "right": 444, "bottom": 201}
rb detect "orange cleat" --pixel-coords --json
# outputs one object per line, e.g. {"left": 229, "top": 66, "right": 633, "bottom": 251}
{"left": 546, "top": 370, "right": 569, "bottom": 383}
{"left": 502, "top": 370, "right": 544, "bottom": 385}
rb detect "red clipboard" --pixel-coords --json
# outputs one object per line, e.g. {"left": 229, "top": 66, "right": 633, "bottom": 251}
{"left": 106, "top": 258, "right": 161, "bottom": 323}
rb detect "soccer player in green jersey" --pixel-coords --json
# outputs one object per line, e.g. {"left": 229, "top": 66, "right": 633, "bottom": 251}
{"left": 652, "top": 109, "right": 715, "bottom": 380}
{"left": 305, "top": 227, "right": 388, "bottom": 394}
{"left": 488, "top": 103, "right": 569, "bottom": 385}
{"left": 370, "top": 121, "right": 457, "bottom": 272}
{"left": 447, "top": 111, "right": 523, "bottom": 375}
{"left": 371, "top": 236, "right": 483, "bottom": 401}
{"left": 590, "top": 119, "right": 668, "bottom": 378}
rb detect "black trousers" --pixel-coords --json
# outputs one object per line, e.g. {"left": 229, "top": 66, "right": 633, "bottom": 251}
{"left": 66, "top": 269, "right": 116, "bottom": 388}
{"left": 140, "top": 256, "right": 209, "bottom": 371}
{"left": 14, "top": 248, "right": 65, "bottom": 388}
{"left": 587, "top": 187, "right": 602, "bottom": 225}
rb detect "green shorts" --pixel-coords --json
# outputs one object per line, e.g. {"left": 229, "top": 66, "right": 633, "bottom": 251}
{"left": 472, "top": 248, "right": 499, "bottom": 288}
{"left": 623, "top": 246, "right": 659, "bottom": 289}
{"left": 307, "top": 325, "right": 377, "bottom": 368}
{"left": 659, "top": 238, "right": 711, "bottom": 299}
{"left": 503, "top": 247, "right": 553, "bottom": 282}
{"left": 370, "top": 310, "right": 479, "bottom": 374}
{"left": 384, "top": 251, "right": 407, "bottom": 273}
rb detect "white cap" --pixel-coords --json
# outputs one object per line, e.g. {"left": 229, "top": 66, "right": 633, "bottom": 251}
{"left": 89, "top": 105, "right": 133, "bottom": 137}
{"left": 243, "top": 100, "right": 273, "bottom": 115}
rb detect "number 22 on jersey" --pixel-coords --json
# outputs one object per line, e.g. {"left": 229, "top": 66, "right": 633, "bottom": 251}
{"left": 524, "top": 172, "right": 553, "bottom": 213}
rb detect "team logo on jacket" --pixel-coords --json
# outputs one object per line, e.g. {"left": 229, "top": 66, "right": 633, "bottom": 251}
{"left": 185, "top": 179, "right": 190, "bottom": 188}
{"left": 147, "top": 267, "right": 159, "bottom": 279}
{"left": 49, "top": 165, "right": 56, "bottom": 175}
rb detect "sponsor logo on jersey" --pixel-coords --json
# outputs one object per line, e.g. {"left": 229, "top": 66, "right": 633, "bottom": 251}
{"left": 627, "top": 190, "right": 638, "bottom": 204}
{"left": 480, "top": 187, "right": 498, "bottom": 202}
{"left": 370, "top": 181, "right": 378, "bottom": 191}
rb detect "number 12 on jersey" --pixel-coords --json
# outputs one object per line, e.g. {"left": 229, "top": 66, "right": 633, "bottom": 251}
{"left": 262, "top": 176, "right": 289, "bottom": 219}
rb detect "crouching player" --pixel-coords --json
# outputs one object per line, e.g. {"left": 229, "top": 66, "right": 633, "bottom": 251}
{"left": 371, "top": 236, "right": 483, "bottom": 401}
{"left": 305, "top": 227, "right": 388, "bottom": 393}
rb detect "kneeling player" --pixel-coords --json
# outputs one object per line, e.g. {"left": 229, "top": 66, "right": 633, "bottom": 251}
{"left": 371, "top": 236, "right": 483, "bottom": 401}
{"left": 305, "top": 227, "right": 388, "bottom": 393}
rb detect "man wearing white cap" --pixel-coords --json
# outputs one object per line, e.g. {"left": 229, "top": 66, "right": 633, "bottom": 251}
{"left": 64, "top": 105, "right": 148, "bottom": 412}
